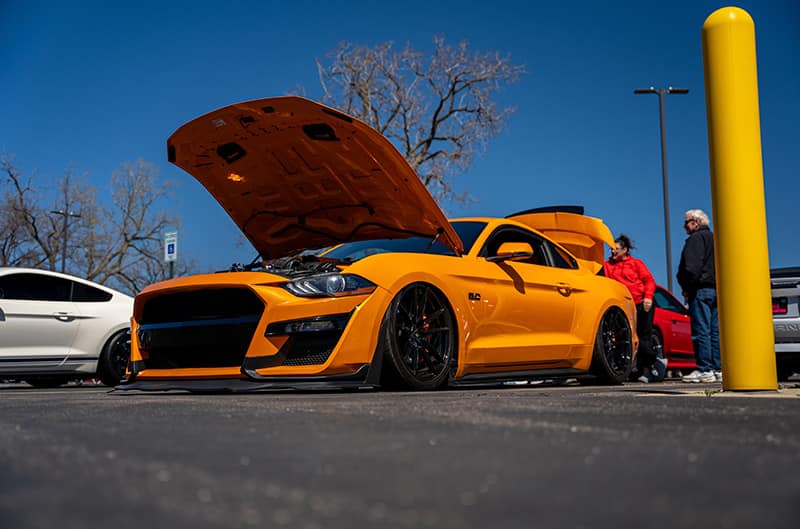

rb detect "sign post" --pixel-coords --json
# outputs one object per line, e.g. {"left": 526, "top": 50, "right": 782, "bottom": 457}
{"left": 164, "top": 231, "right": 178, "bottom": 279}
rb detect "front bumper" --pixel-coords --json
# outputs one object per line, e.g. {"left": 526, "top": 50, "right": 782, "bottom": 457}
{"left": 126, "top": 281, "right": 392, "bottom": 385}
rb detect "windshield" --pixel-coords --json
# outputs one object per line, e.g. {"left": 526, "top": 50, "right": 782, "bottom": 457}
{"left": 323, "top": 221, "right": 486, "bottom": 262}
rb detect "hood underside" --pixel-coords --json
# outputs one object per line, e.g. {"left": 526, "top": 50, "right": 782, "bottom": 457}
{"left": 167, "top": 96, "right": 463, "bottom": 258}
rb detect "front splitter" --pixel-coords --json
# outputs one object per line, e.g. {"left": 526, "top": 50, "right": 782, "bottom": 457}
{"left": 115, "top": 365, "right": 374, "bottom": 394}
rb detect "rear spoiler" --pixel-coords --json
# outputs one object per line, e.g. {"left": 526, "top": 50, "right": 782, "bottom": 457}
{"left": 507, "top": 206, "right": 613, "bottom": 274}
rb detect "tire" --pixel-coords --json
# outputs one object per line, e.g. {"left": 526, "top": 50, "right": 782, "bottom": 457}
{"left": 378, "top": 282, "right": 457, "bottom": 390}
{"left": 96, "top": 329, "right": 131, "bottom": 387}
{"left": 25, "top": 376, "right": 73, "bottom": 388}
{"left": 590, "top": 307, "right": 633, "bottom": 384}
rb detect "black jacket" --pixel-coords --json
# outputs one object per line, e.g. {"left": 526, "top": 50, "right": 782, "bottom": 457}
{"left": 677, "top": 226, "right": 716, "bottom": 294}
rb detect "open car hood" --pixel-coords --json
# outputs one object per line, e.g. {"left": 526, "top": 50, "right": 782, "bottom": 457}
{"left": 508, "top": 208, "right": 613, "bottom": 274}
{"left": 167, "top": 96, "right": 463, "bottom": 258}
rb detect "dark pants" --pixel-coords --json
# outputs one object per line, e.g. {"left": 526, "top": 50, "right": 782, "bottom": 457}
{"left": 635, "top": 302, "right": 656, "bottom": 369}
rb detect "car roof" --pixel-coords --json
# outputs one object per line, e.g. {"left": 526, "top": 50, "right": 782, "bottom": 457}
{"left": 0, "top": 267, "right": 132, "bottom": 299}
{"left": 449, "top": 216, "right": 582, "bottom": 260}
{"left": 770, "top": 267, "right": 800, "bottom": 278}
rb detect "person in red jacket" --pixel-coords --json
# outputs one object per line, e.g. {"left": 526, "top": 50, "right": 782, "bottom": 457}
{"left": 603, "top": 235, "right": 663, "bottom": 382}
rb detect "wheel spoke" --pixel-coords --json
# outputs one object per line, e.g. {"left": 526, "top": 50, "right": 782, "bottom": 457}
{"left": 414, "top": 338, "right": 442, "bottom": 361}
{"left": 112, "top": 336, "right": 131, "bottom": 372}
{"left": 419, "top": 287, "right": 430, "bottom": 320}
{"left": 421, "top": 340, "right": 444, "bottom": 365}
{"left": 425, "top": 307, "right": 446, "bottom": 322}
{"left": 402, "top": 342, "right": 418, "bottom": 371}
{"left": 397, "top": 302, "right": 414, "bottom": 323}
{"left": 412, "top": 286, "right": 423, "bottom": 322}
{"left": 409, "top": 335, "right": 435, "bottom": 373}
{"left": 612, "top": 315, "right": 630, "bottom": 371}
{"left": 419, "top": 345, "right": 438, "bottom": 372}
{"left": 418, "top": 326, "right": 449, "bottom": 335}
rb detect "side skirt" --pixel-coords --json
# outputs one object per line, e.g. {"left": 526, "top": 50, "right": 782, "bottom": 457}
{"left": 450, "top": 367, "right": 586, "bottom": 387}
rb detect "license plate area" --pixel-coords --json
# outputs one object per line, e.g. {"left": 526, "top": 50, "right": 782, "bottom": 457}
{"left": 773, "top": 297, "right": 788, "bottom": 315}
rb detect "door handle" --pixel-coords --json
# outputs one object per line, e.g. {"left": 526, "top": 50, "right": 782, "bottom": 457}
{"left": 53, "top": 312, "right": 74, "bottom": 322}
{"left": 556, "top": 283, "right": 572, "bottom": 297}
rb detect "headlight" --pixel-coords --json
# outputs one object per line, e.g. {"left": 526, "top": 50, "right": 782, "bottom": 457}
{"left": 284, "top": 273, "right": 376, "bottom": 298}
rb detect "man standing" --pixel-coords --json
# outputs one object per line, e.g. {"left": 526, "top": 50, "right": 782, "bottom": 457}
{"left": 678, "top": 209, "right": 721, "bottom": 383}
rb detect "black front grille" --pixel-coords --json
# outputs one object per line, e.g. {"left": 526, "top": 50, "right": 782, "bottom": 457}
{"left": 142, "top": 288, "right": 264, "bottom": 323}
{"left": 280, "top": 332, "right": 340, "bottom": 366}
{"left": 138, "top": 288, "right": 264, "bottom": 369}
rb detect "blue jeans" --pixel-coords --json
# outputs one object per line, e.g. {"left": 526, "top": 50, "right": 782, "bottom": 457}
{"left": 688, "top": 288, "right": 721, "bottom": 372}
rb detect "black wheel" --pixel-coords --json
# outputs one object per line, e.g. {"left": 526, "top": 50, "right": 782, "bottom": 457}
{"left": 96, "top": 329, "right": 131, "bottom": 387}
{"left": 25, "top": 376, "right": 73, "bottom": 388}
{"left": 379, "top": 283, "right": 457, "bottom": 390}
{"left": 590, "top": 307, "right": 633, "bottom": 384}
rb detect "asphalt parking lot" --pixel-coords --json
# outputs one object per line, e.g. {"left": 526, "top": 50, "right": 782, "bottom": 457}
{"left": 1, "top": 379, "right": 798, "bottom": 529}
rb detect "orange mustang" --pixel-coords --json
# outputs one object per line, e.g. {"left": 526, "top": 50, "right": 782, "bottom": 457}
{"left": 123, "top": 97, "right": 637, "bottom": 392}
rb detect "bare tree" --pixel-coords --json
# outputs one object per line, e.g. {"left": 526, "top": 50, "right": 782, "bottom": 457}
{"left": 0, "top": 154, "right": 59, "bottom": 268}
{"left": 0, "top": 153, "right": 195, "bottom": 294}
{"left": 74, "top": 160, "right": 176, "bottom": 291}
{"left": 316, "top": 36, "right": 524, "bottom": 204}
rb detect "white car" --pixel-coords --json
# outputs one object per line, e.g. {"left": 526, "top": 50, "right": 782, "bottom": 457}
{"left": 771, "top": 267, "right": 800, "bottom": 381}
{"left": 0, "top": 268, "right": 133, "bottom": 387}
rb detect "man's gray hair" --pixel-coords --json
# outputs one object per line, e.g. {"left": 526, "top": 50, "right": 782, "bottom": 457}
{"left": 685, "top": 209, "right": 710, "bottom": 227}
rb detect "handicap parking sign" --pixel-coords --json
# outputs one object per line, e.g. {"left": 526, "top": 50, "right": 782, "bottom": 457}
{"left": 164, "top": 232, "right": 178, "bottom": 262}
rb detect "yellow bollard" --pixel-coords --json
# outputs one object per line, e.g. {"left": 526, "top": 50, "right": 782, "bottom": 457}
{"left": 702, "top": 7, "right": 776, "bottom": 390}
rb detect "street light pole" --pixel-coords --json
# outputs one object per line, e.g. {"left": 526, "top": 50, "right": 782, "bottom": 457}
{"left": 634, "top": 86, "right": 688, "bottom": 293}
{"left": 50, "top": 209, "right": 81, "bottom": 273}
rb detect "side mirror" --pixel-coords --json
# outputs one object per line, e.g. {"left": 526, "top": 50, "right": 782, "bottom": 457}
{"left": 487, "top": 242, "right": 535, "bottom": 263}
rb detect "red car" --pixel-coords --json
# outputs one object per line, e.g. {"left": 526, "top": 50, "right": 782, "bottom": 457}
{"left": 651, "top": 285, "right": 696, "bottom": 373}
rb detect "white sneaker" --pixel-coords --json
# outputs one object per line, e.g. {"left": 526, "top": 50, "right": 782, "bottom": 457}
{"left": 682, "top": 370, "right": 716, "bottom": 383}
{"left": 637, "top": 375, "right": 650, "bottom": 384}
{"left": 714, "top": 371, "right": 723, "bottom": 382}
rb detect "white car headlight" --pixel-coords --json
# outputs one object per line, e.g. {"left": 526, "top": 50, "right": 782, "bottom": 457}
{"left": 284, "top": 273, "right": 376, "bottom": 298}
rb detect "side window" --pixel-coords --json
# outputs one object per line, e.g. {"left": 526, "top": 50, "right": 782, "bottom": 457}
{"left": 72, "top": 281, "right": 112, "bottom": 302}
{"left": 481, "top": 226, "right": 549, "bottom": 266}
{"left": 543, "top": 240, "right": 578, "bottom": 269}
{"left": 0, "top": 273, "right": 71, "bottom": 301}
{"left": 654, "top": 289, "right": 688, "bottom": 315}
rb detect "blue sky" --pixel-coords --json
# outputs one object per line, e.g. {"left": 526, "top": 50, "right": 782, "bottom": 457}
{"left": 2, "top": 0, "right": 798, "bottom": 289}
